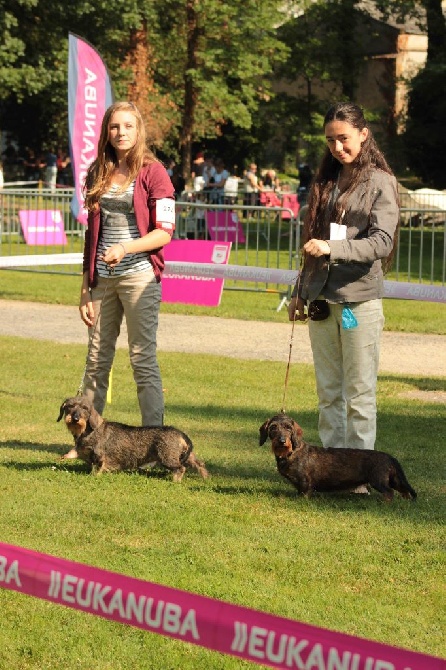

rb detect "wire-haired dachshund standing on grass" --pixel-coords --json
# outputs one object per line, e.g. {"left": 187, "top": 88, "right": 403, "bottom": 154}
{"left": 259, "top": 413, "right": 416, "bottom": 501}
{"left": 58, "top": 396, "right": 208, "bottom": 482}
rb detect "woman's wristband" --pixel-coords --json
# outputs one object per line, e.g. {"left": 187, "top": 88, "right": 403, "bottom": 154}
{"left": 118, "top": 242, "right": 127, "bottom": 256}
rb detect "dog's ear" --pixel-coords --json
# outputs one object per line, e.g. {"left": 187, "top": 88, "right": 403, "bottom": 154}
{"left": 259, "top": 420, "right": 270, "bottom": 446}
{"left": 57, "top": 400, "right": 68, "bottom": 423}
{"left": 290, "top": 420, "right": 303, "bottom": 448}
{"left": 88, "top": 404, "right": 104, "bottom": 430}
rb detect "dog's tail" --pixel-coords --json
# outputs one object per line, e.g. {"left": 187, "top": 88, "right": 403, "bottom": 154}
{"left": 178, "top": 432, "right": 194, "bottom": 465}
{"left": 178, "top": 432, "right": 209, "bottom": 479}
{"left": 390, "top": 457, "right": 417, "bottom": 500}
{"left": 186, "top": 452, "right": 209, "bottom": 479}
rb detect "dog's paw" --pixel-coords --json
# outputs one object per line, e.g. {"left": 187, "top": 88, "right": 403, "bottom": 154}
{"left": 350, "top": 485, "right": 370, "bottom": 495}
{"left": 61, "top": 448, "right": 79, "bottom": 460}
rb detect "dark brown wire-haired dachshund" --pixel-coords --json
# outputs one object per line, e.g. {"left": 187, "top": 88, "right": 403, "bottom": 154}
{"left": 57, "top": 395, "right": 209, "bottom": 482}
{"left": 259, "top": 413, "right": 417, "bottom": 501}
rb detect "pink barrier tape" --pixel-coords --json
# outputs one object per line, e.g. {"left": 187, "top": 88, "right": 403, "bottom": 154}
{"left": 0, "top": 543, "right": 444, "bottom": 669}
{"left": 163, "top": 263, "right": 446, "bottom": 304}
{"left": 0, "top": 254, "right": 445, "bottom": 303}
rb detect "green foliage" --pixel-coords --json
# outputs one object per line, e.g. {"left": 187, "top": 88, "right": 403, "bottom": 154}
{"left": 268, "top": 1, "right": 388, "bottom": 168}
{"left": 0, "top": 0, "right": 445, "bottom": 183}
{"left": 0, "top": 0, "right": 287, "bottom": 166}
{"left": 0, "top": 336, "right": 444, "bottom": 668}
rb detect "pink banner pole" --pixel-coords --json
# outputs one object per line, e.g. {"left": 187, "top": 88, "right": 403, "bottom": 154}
{"left": 0, "top": 543, "right": 443, "bottom": 669}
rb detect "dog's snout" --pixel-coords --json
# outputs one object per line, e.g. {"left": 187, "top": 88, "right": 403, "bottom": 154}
{"left": 280, "top": 436, "right": 287, "bottom": 444}
{"left": 71, "top": 410, "right": 81, "bottom": 423}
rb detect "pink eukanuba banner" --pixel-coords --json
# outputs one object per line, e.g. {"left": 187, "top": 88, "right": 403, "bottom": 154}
{"left": 0, "top": 542, "right": 443, "bottom": 670}
{"left": 68, "top": 33, "right": 114, "bottom": 225}
{"left": 19, "top": 210, "right": 67, "bottom": 246}
{"left": 206, "top": 210, "right": 246, "bottom": 244}
{"left": 162, "top": 239, "right": 231, "bottom": 306}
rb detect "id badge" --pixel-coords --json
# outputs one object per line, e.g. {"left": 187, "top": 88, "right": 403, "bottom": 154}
{"left": 330, "top": 222, "right": 347, "bottom": 240}
{"left": 156, "top": 198, "right": 176, "bottom": 232}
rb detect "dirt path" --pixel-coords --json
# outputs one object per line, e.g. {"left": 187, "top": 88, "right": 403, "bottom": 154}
{"left": 1, "top": 299, "right": 445, "bottom": 378}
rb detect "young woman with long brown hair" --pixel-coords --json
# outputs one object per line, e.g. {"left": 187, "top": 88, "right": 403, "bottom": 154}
{"left": 79, "top": 101, "right": 175, "bottom": 426}
{"left": 288, "top": 103, "right": 399, "bottom": 475}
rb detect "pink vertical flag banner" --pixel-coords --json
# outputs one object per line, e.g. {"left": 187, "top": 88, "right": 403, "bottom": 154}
{"left": 68, "top": 33, "right": 114, "bottom": 225}
{"left": 18, "top": 210, "right": 67, "bottom": 246}
{"left": 162, "top": 240, "right": 231, "bottom": 306}
{"left": 0, "top": 542, "right": 444, "bottom": 670}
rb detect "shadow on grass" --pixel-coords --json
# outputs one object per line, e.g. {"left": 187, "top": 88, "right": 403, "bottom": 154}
{"left": 0, "top": 460, "right": 89, "bottom": 474}
{"left": 0, "top": 440, "right": 65, "bottom": 454}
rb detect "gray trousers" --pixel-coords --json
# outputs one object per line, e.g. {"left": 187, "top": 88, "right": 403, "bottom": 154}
{"left": 308, "top": 299, "right": 384, "bottom": 450}
{"left": 83, "top": 271, "right": 164, "bottom": 426}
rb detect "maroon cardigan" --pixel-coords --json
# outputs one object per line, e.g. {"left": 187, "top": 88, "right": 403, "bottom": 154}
{"left": 83, "top": 161, "right": 175, "bottom": 288}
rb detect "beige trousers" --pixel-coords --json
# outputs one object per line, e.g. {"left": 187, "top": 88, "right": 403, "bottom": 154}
{"left": 83, "top": 271, "right": 164, "bottom": 426}
{"left": 308, "top": 299, "right": 384, "bottom": 450}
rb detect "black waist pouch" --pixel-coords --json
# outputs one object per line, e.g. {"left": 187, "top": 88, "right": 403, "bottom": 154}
{"left": 308, "top": 299, "right": 330, "bottom": 321}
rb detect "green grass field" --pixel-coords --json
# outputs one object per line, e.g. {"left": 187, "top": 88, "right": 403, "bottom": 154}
{"left": 0, "top": 260, "right": 445, "bottom": 668}
{"left": 0, "top": 330, "right": 444, "bottom": 669}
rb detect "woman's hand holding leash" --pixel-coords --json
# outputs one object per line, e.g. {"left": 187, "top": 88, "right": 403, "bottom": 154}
{"left": 288, "top": 296, "right": 307, "bottom": 322}
{"left": 303, "top": 238, "right": 330, "bottom": 257}
{"left": 100, "top": 242, "right": 127, "bottom": 270}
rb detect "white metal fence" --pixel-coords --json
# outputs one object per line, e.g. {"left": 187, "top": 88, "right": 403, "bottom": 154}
{"left": 1, "top": 186, "right": 445, "bottom": 291}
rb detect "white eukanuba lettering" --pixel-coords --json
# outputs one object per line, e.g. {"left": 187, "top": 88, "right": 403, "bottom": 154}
{"left": 0, "top": 556, "right": 22, "bottom": 587}
{"left": 46, "top": 571, "right": 199, "bottom": 640}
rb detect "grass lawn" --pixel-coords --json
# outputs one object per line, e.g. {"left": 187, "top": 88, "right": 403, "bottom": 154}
{"left": 0, "top": 336, "right": 444, "bottom": 669}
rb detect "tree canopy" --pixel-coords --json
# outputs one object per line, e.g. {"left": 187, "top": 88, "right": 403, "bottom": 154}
{"left": 0, "top": 0, "right": 286, "bottom": 176}
{"left": 0, "top": 0, "right": 444, "bottom": 185}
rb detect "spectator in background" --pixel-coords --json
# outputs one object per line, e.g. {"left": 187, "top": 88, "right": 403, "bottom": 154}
{"left": 191, "top": 151, "right": 205, "bottom": 179}
{"left": 166, "top": 158, "right": 175, "bottom": 177}
{"left": 207, "top": 157, "right": 229, "bottom": 205}
{"left": 260, "top": 168, "right": 280, "bottom": 192}
{"left": 56, "top": 149, "right": 72, "bottom": 186}
{"left": 23, "top": 148, "right": 41, "bottom": 183}
{"left": 202, "top": 156, "right": 216, "bottom": 202}
{"left": 243, "top": 162, "right": 262, "bottom": 208}
{"left": 45, "top": 147, "right": 58, "bottom": 191}
{"left": 170, "top": 164, "right": 186, "bottom": 200}
{"left": 2, "top": 138, "right": 18, "bottom": 181}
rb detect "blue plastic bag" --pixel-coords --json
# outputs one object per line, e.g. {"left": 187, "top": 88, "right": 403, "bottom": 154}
{"left": 341, "top": 306, "right": 358, "bottom": 329}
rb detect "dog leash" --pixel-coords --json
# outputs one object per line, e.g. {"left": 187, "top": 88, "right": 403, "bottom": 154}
{"left": 280, "top": 257, "right": 304, "bottom": 413}
{"left": 76, "top": 267, "right": 114, "bottom": 396}
{"left": 280, "top": 305, "right": 297, "bottom": 413}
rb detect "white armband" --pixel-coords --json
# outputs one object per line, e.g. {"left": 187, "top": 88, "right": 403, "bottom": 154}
{"left": 156, "top": 198, "right": 175, "bottom": 231}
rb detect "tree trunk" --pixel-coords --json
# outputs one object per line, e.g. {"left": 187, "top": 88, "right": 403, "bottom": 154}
{"left": 179, "top": 0, "right": 200, "bottom": 180}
